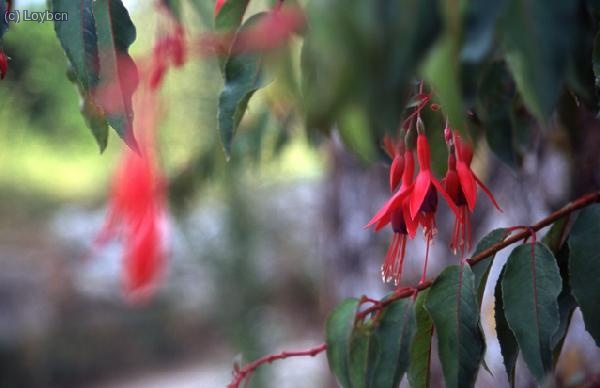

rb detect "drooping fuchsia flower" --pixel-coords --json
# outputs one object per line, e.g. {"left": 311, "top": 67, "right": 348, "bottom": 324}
{"left": 95, "top": 68, "right": 168, "bottom": 304}
{"left": 444, "top": 128, "right": 502, "bottom": 258}
{"left": 367, "top": 134, "right": 418, "bottom": 285}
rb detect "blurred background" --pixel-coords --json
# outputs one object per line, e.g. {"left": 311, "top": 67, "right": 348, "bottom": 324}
{"left": 1, "top": 1, "right": 600, "bottom": 388}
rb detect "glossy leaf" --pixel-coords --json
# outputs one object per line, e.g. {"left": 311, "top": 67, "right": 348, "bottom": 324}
{"left": 408, "top": 289, "right": 433, "bottom": 388}
{"left": 425, "top": 265, "right": 484, "bottom": 388}
{"left": 569, "top": 204, "right": 600, "bottom": 347}
{"left": 500, "top": 0, "right": 577, "bottom": 121}
{"left": 325, "top": 298, "right": 360, "bottom": 388}
{"left": 94, "top": 0, "right": 139, "bottom": 147}
{"left": 501, "top": 243, "right": 562, "bottom": 382}
{"left": 494, "top": 267, "right": 518, "bottom": 387}
{"left": 217, "top": 14, "right": 270, "bottom": 158}
{"left": 367, "top": 298, "right": 416, "bottom": 388}
{"left": 471, "top": 227, "right": 510, "bottom": 306}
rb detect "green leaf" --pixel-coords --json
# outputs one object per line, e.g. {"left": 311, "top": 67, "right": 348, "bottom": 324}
{"left": 476, "top": 62, "right": 521, "bottom": 168}
{"left": 569, "top": 204, "right": 600, "bottom": 347}
{"left": 214, "top": 0, "right": 250, "bottom": 32}
{"left": 425, "top": 265, "right": 484, "bottom": 388}
{"left": 338, "top": 106, "right": 376, "bottom": 163}
{"left": 494, "top": 267, "right": 518, "bottom": 387}
{"left": 423, "top": 36, "right": 466, "bottom": 131}
{"left": 52, "top": 0, "right": 99, "bottom": 91}
{"left": 349, "top": 322, "right": 371, "bottom": 388}
{"left": 217, "top": 13, "right": 271, "bottom": 158}
{"left": 471, "top": 228, "right": 510, "bottom": 306}
{"left": 367, "top": 298, "right": 416, "bottom": 388}
{"left": 81, "top": 96, "right": 109, "bottom": 152}
{"left": 408, "top": 289, "right": 433, "bottom": 388}
{"left": 326, "top": 298, "right": 360, "bottom": 388}
{"left": 94, "top": 0, "right": 139, "bottom": 148}
{"left": 501, "top": 243, "right": 562, "bottom": 382}
{"left": 500, "top": 0, "right": 577, "bottom": 121}
{"left": 461, "top": 0, "right": 508, "bottom": 63}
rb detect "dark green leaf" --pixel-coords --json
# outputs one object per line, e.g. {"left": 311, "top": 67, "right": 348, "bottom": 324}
{"left": 471, "top": 228, "right": 510, "bottom": 306}
{"left": 569, "top": 204, "right": 600, "bottom": 347}
{"left": 0, "top": 1, "right": 8, "bottom": 40}
{"left": 541, "top": 218, "right": 577, "bottom": 360}
{"left": 476, "top": 62, "right": 521, "bottom": 168}
{"left": 338, "top": 106, "right": 376, "bottom": 163}
{"left": 217, "top": 14, "right": 271, "bottom": 158}
{"left": 94, "top": 0, "right": 139, "bottom": 147}
{"left": 500, "top": 0, "right": 577, "bottom": 121}
{"left": 408, "top": 289, "right": 433, "bottom": 388}
{"left": 461, "top": 0, "right": 508, "bottom": 63}
{"left": 326, "top": 298, "right": 360, "bottom": 388}
{"left": 52, "top": 0, "right": 99, "bottom": 90}
{"left": 349, "top": 322, "right": 371, "bottom": 388}
{"left": 501, "top": 243, "right": 562, "bottom": 382}
{"left": 425, "top": 265, "right": 484, "bottom": 388}
{"left": 367, "top": 298, "right": 416, "bottom": 388}
{"left": 495, "top": 267, "right": 518, "bottom": 387}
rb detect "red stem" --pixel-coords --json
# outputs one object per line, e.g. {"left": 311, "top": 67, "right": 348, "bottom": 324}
{"left": 228, "top": 190, "right": 600, "bottom": 387}
{"left": 228, "top": 343, "right": 327, "bottom": 388}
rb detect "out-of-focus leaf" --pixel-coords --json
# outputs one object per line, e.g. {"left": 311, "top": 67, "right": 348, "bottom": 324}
{"left": 495, "top": 267, "right": 518, "bottom": 387}
{"left": 461, "top": 0, "right": 508, "bottom": 63}
{"left": 501, "top": 243, "right": 562, "bottom": 382}
{"left": 94, "top": 0, "right": 139, "bottom": 148}
{"left": 367, "top": 298, "right": 416, "bottom": 388}
{"left": 423, "top": 37, "right": 466, "bottom": 132}
{"left": 500, "top": 0, "right": 577, "bottom": 121}
{"left": 217, "top": 14, "right": 271, "bottom": 159}
{"left": 569, "top": 204, "right": 600, "bottom": 347}
{"left": 471, "top": 228, "right": 510, "bottom": 306}
{"left": 0, "top": 1, "right": 8, "bottom": 41}
{"left": 214, "top": 0, "right": 250, "bottom": 32}
{"left": 476, "top": 62, "right": 521, "bottom": 168}
{"left": 408, "top": 289, "right": 433, "bottom": 388}
{"left": 565, "top": 2, "right": 596, "bottom": 107}
{"left": 162, "top": 0, "right": 182, "bottom": 22}
{"left": 338, "top": 106, "right": 376, "bottom": 163}
{"left": 425, "top": 265, "right": 484, "bottom": 388}
{"left": 326, "top": 298, "right": 360, "bottom": 388}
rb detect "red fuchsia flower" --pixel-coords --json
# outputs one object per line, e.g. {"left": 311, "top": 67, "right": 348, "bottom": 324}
{"left": 149, "top": 4, "right": 187, "bottom": 90}
{"left": 383, "top": 134, "right": 404, "bottom": 192}
{"left": 444, "top": 128, "right": 502, "bottom": 258}
{"left": 0, "top": 50, "right": 8, "bottom": 80}
{"left": 367, "top": 135, "right": 418, "bottom": 285}
{"left": 408, "top": 127, "right": 460, "bottom": 282}
{"left": 95, "top": 62, "right": 168, "bottom": 304}
{"left": 98, "top": 147, "right": 167, "bottom": 302}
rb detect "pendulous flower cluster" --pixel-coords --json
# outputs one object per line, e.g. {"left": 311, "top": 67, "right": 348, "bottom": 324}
{"left": 367, "top": 95, "right": 501, "bottom": 287}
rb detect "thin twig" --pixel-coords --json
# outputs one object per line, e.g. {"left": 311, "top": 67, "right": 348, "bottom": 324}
{"left": 228, "top": 343, "right": 327, "bottom": 388}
